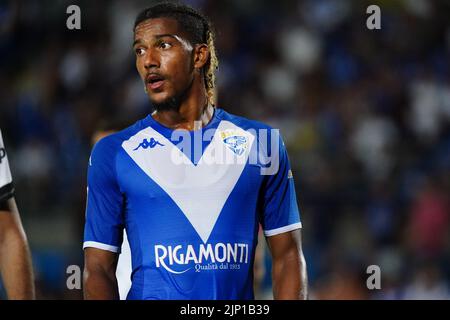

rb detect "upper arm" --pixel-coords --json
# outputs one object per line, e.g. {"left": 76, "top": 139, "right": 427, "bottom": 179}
{"left": 0, "top": 198, "right": 27, "bottom": 243}
{"left": 83, "top": 138, "right": 125, "bottom": 253}
{"left": 266, "top": 228, "right": 303, "bottom": 262}
{"left": 266, "top": 229, "right": 308, "bottom": 300}
{"left": 84, "top": 247, "right": 119, "bottom": 276}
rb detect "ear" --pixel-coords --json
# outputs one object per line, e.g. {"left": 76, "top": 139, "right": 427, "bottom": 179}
{"left": 193, "top": 44, "right": 210, "bottom": 70}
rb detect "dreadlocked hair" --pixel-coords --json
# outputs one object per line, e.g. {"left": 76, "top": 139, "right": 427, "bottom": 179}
{"left": 134, "top": 2, "right": 219, "bottom": 106}
{"left": 204, "top": 29, "right": 218, "bottom": 106}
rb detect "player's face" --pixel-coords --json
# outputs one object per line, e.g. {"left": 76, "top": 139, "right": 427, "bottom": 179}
{"left": 133, "top": 17, "right": 195, "bottom": 109}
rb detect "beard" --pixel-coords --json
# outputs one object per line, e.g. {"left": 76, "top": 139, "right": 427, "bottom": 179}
{"left": 151, "top": 95, "right": 182, "bottom": 112}
{"left": 149, "top": 77, "right": 194, "bottom": 113}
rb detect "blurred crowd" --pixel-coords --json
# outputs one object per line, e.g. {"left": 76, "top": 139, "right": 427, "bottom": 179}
{"left": 0, "top": 0, "right": 449, "bottom": 299}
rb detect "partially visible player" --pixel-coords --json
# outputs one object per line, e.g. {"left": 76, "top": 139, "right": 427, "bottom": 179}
{"left": 0, "top": 130, "right": 35, "bottom": 299}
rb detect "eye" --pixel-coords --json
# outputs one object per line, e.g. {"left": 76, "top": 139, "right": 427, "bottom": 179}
{"left": 159, "top": 41, "right": 172, "bottom": 49}
{"left": 135, "top": 48, "right": 145, "bottom": 56}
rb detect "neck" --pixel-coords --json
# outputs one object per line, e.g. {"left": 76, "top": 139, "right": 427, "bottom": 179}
{"left": 152, "top": 82, "right": 213, "bottom": 131}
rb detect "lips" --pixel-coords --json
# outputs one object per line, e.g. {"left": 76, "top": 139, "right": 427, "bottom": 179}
{"left": 146, "top": 73, "right": 165, "bottom": 91}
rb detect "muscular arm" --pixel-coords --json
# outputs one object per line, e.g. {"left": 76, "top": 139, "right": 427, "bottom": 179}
{"left": 83, "top": 247, "right": 120, "bottom": 300}
{"left": 266, "top": 228, "right": 308, "bottom": 300}
{"left": 0, "top": 198, "right": 35, "bottom": 299}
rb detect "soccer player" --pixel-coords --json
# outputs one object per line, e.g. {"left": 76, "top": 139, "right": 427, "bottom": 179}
{"left": 83, "top": 2, "right": 307, "bottom": 300}
{"left": 0, "top": 130, "right": 35, "bottom": 299}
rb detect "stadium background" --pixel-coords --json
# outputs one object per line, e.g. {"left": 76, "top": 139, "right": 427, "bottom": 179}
{"left": 0, "top": 0, "right": 449, "bottom": 299}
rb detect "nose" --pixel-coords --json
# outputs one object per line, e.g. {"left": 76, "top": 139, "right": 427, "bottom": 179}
{"left": 144, "top": 48, "right": 159, "bottom": 70}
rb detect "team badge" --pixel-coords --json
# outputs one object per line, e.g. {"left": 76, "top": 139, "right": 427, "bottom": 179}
{"left": 220, "top": 130, "right": 248, "bottom": 156}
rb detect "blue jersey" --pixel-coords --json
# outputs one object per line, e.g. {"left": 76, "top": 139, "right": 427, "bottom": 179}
{"left": 83, "top": 108, "right": 301, "bottom": 300}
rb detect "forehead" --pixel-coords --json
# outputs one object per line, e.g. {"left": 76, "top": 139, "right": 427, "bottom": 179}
{"left": 134, "top": 17, "right": 182, "bottom": 39}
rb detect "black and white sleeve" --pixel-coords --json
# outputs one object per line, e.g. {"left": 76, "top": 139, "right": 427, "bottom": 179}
{"left": 0, "top": 130, "right": 14, "bottom": 203}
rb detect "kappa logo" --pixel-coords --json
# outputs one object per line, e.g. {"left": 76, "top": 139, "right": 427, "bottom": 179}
{"left": 134, "top": 138, "right": 164, "bottom": 151}
{"left": 220, "top": 130, "right": 248, "bottom": 156}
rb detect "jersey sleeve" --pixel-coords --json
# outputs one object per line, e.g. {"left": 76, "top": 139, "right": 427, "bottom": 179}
{"left": 260, "top": 133, "right": 302, "bottom": 237}
{"left": 0, "top": 130, "right": 14, "bottom": 203}
{"left": 83, "top": 138, "right": 124, "bottom": 253}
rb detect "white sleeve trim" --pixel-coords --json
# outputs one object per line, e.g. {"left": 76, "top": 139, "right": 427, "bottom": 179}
{"left": 264, "top": 222, "right": 302, "bottom": 237}
{"left": 83, "top": 241, "right": 120, "bottom": 253}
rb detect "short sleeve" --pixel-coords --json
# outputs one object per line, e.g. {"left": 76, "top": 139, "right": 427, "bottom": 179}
{"left": 83, "top": 138, "right": 124, "bottom": 253}
{"left": 0, "top": 130, "right": 14, "bottom": 203}
{"left": 260, "top": 134, "right": 302, "bottom": 237}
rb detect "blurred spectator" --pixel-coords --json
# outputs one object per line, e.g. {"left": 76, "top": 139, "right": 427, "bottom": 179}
{"left": 407, "top": 178, "right": 450, "bottom": 259}
{"left": 403, "top": 263, "right": 450, "bottom": 300}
